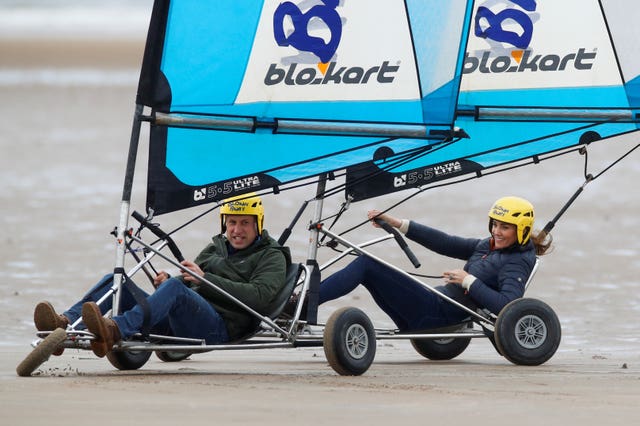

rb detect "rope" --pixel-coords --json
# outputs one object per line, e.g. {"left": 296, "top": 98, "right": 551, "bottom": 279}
{"left": 539, "top": 141, "right": 640, "bottom": 238}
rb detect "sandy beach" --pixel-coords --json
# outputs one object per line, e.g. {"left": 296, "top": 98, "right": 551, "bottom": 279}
{"left": 1, "top": 7, "right": 639, "bottom": 425}
{"left": 1, "top": 345, "right": 638, "bottom": 426}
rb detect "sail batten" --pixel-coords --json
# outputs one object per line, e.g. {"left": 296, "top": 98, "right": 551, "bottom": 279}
{"left": 154, "top": 112, "right": 255, "bottom": 132}
{"left": 473, "top": 107, "right": 639, "bottom": 122}
{"left": 155, "top": 111, "right": 454, "bottom": 139}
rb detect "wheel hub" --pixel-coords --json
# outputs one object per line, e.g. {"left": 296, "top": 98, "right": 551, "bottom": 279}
{"left": 515, "top": 314, "right": 547, "bottom": 349}
{"left": 345, "top": 324, "right": 369, "bottom": 359}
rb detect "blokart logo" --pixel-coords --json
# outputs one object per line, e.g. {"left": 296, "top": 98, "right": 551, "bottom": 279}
{"left": 193, "top": 176, "right": 261, "bottom": 202}
{"left": 267, "top": 0, "right": 399, "bottom": 86}
{"left": 393, "top": 162, "right": 462, "bottom": 188}
{"left": 464, "top": 0, "right": 596, "bottom": 74}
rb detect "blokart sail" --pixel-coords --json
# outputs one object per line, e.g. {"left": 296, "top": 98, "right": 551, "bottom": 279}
{"left": 137, "top": 0, "right": 474, "bottom": 214}
{"left": 347, "top": 0, "right": 640, "bottom": 200}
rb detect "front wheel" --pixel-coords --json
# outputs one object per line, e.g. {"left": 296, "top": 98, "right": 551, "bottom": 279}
{"left": 495, "top": 298, "right": 561, "bottom": 366}
{"left": 16, "top": 328, "right": 67, "bottom": 377}
{"left": 323, "top": 307, "right": 376, "bottom": 376}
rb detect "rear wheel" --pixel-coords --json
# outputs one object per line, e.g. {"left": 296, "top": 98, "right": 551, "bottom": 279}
{"left": 106, "top": 350, "right": 152, "bottom": 370}
{"left": 495, "top": 298, "right": 561, "bottom": 366}
{"left": 410, "top": 323, "right": 472, "bottom": 360}
{"left": 323, "top": 307, "right": 376, "bottom": 376}
{"left": 16, "top": 328, "right": 67, "bottom": 377}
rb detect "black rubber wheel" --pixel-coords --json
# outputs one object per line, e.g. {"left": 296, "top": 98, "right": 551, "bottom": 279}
{"left": 155, "top": 351, "right": 192, "bottom": 362}
{"left": 410, "top": 323, "right": 472, "bottom": 360}
{"left": 16, "top": 328, "right": 67, "bottom": 377}
{"left": 106, "top": 349, "right": 152, "bottom": 370}
{"left": 495, "top": 298, "right": 561, "bottom": 366}
{"left": 323, "top": 307, "right": 376, "bottom": 376}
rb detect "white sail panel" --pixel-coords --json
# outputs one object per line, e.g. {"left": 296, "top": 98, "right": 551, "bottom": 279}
{"left": 237, "top": 0, "right": 420, "bottom": 103}
{"left": 461, "top": 0, "right": 621, "bottom": 95}
{"left": 600, "top": 0, "right": 640, "bottom": 84}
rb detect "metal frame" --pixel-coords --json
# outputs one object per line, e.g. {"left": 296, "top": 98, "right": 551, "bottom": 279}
{"left": 29, "top": 101, "right": 547, "bottom": 370}
{"left": 314, "top": 225, "right": 495, "bottom": 326}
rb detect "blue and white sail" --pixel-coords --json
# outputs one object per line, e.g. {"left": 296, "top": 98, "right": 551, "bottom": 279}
{"left": 136, "top": 0, "right": 639, "bottom": 213}
{"left": 138, "top": 0, "right": 473, "bottom": 213}
{"left": 346, "top": 0, "right": 640, "bottom": 200}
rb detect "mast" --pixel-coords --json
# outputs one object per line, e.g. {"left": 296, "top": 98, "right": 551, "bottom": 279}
{"left": 112, "top": 104, "right": 144, "bottom": 315}
{"left": 304, "top": 174, "right": 327, "bottom": 325}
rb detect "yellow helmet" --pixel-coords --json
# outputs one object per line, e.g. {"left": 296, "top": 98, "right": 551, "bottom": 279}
{"left": 220, "top": 193, "right": 264, "bottom": 235}
{"left": 488, "top": 196, "right": 534, "bottom": 245}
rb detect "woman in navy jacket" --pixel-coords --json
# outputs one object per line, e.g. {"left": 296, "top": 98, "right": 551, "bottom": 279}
{"left": 318, "top": 196, "right": 552, "bottom": 331}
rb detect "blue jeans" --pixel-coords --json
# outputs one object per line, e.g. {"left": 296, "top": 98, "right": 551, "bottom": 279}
{"left": 319, "top": 256, "right": 469, "bottom": 331}
{"left": 64, "top": 274, "right": 229, "bottom": 344}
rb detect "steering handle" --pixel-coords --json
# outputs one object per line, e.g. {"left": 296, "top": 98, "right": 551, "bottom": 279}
{"left": 374, "top": 219, "right": 421, "bottom": 268}
{"left": 131, "top": 211, "right": 185, "bottom": 262}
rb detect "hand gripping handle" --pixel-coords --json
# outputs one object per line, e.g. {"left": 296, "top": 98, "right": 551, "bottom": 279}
{"left": 374, "top": 219, "right": 421, "bottom": 268}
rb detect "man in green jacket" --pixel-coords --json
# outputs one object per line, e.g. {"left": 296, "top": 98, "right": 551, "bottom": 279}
{"left": 33, "top": 194, "right": 291, "bottom": 358}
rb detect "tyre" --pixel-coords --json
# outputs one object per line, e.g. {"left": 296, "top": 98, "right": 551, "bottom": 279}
{"left": 495, "top": 298, "right": 561, "bottom": 366}
{"left": 410, "top": 323, "right": 472, "bottom": 360}
{"left": 16, "top": 328, "right": 67, "bottom": 377}
{"left": 155, "top": 351, "right": 192, "bottom": 362}
{"left": 323, "top": 307, "right": 376, "bottom": 376}
{"left": 106, "top": 349, "right": 152, "bottom": 370}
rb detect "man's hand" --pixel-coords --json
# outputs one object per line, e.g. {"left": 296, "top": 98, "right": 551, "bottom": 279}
{"left": 153, "top": 271, "right": 171, "bottom": 289}
{"left": 180, "top": 260, "right": 205, "bottom": 283}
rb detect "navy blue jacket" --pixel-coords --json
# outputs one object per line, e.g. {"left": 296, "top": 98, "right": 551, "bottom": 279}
{"left": 406, "top": 221, "right": 536, "bottom": 315}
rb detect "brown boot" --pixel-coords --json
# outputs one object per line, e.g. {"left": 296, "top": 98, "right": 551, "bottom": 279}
{"left": 81, "top": 302, "right": 122, "bottom": 358}
{"left": 34, "top": 301, "right": 69, "bottom": 331}
{"left": 34, "top": 302, "right": 69, "bottom": 356}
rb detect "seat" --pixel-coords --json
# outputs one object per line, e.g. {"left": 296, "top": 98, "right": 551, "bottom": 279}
{"left": 232, "top": 263, "right": 302, "bottom": 342}
{"left": 264, "top": 262, "right": 302, "bottom": 319}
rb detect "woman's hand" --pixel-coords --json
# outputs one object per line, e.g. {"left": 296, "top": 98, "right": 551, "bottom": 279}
{"left": 367, "top": 209, "right": 402, "bottom": 228}
{"left": 444, "top": 269, "right": 476, "bottom": 291}
{"left": 180, "top": 260, "right": 205, "bottom": 283}
{"left": 443, "top": 269, "right": 469, "bottom": 285}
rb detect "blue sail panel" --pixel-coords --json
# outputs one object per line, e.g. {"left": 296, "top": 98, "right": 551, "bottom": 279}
{"left": 160, "top": 3, "right": 262, "bottom": 107}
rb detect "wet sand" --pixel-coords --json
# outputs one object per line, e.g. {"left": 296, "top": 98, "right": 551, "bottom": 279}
{"left": 1, "top": 37, "right": 639, "bottom": 425}
{"left": 1, "top": 345, "right": 639, "bottom": 426}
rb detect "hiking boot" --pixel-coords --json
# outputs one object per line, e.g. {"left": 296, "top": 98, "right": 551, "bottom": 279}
{"left": 33, "top": 301, "right": 69, "bottom": 356}
{"left": 34, "top": 301, "right": 69, "bottom": 331}
{"left": 81, "top": 302, "right": 122, "bottom": 358}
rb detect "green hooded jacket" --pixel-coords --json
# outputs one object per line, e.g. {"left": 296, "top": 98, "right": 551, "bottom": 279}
{"left": 188, "top": 229, "right": 291, "bottom": 340}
